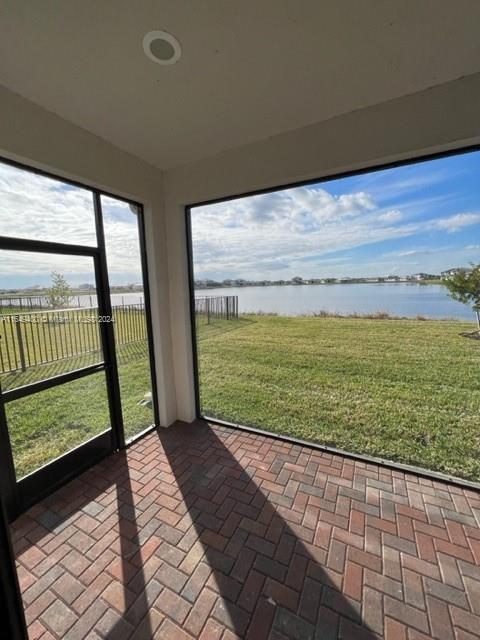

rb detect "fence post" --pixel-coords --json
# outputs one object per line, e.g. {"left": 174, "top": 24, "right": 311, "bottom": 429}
{"left": 14, "top": 316, "right": 26, "bottom": 373}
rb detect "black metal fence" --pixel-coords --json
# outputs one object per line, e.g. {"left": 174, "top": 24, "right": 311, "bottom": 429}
{"left": 195, "top": 295, "right": 238, "bottom": 324}
{"left": 0, "top": 295, "right": 97, "bottom": 311}
{"left": 0, "top": 304, "right": 146, "bottom": 375}
{"left": 0, "top": 294, "right": 144, "bottom": 312}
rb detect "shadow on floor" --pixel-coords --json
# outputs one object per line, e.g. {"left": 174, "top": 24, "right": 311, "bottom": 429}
{"left": 12, "top": 451, "right": 155, "bottom": 639}
{"left": 13, "top": 420, "right": 379, "bottom": 639}
{"left": 157, "top": 420, "right": 377, "bottom": 639}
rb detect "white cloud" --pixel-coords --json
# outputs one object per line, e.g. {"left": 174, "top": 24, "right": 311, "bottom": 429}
{"left": 385, "top": 246, "right": 450, "bottom": 258}
{"left": 200, "top": 186, "right": 376, "bottom": 232}
{"left": 2, "top": 160, "right": 479, "bottom": 285}
{"left": 0, "top": 163, "right": 96, "bottom": 246}
{"left": 434, "top": 213, "right": 480, "bottom": 233}
{"left": 0, "top": 163, "right": 143, "bottom": 285}
{"left": 378, "top": 210, "right": 402, "bottom": 223}
{"left": 191, "top": 179, "right": 480, "bottom": 280}
{"left": 191, "top": 186, "right": 421, "bottom": 279}
{"left": 395, "top": 250, "right": 423, "bottom": 257}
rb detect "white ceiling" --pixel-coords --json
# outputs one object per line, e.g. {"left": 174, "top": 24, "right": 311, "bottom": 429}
{"left": 1, "top": 1, "right": 480, "bottom": 170}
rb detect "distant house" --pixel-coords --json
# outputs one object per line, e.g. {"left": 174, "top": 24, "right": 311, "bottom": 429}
{"left": 385, "top": 275, "right": 400, "bottom": 282}
{"left": 409, "top": 273, "right": 438, "bottom": 281}
{"left": 441, "top": 267, "right": 471, "bottom": 280}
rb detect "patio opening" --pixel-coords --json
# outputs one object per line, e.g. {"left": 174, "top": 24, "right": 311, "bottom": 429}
{"left": 187, "top": 148, "right": 480, "bottom": 485}
{"left": 0, "top": 158, "right": 159, "bottom": 517}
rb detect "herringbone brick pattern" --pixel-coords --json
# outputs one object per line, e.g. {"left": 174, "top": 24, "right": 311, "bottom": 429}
{"left": 11, "top": 421, "right": 480, "bottom": 639}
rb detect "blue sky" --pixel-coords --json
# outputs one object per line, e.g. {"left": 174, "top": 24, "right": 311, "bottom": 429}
{"left": 191, "top": 150, "right": 480, "bottom": 280}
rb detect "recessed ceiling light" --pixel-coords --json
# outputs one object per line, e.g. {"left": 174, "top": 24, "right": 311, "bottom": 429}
{"left": 143, "top": 30, "right": 182, "bottom": 65}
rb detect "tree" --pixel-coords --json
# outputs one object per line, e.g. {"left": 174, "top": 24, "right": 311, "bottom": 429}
{"left": 46, "top": 272, "right": 72, "bottom": 309}
{"left": 443, "top": 264, "right": 480, "bottom": 329}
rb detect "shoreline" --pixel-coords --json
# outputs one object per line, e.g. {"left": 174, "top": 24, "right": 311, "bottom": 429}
{"left": 237, "top": 310, "right": 472, "bottom": 321}
{"left": 195, "top": 280, "right": 444, "bottom": 291}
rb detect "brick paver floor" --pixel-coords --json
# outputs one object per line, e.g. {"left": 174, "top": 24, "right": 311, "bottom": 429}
{"left": 11, "top": 420, "right": 480, "bottom": 639}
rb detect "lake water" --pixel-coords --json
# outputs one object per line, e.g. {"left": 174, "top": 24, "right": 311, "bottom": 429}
{"left": 6, "top": 285, "right": 473, "bottom": 321}
{"left": 0, "top": 292, "right": 145, "bottom": 310}
{"left": 197, "top": 283, "right": 475, "bottom": 321}
{"left": 83, "top": 293, "right": 144, "bottom": 307}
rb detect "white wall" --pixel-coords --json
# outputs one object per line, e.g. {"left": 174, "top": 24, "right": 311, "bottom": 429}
{"left": 163, "top": 72, "right": 480, "bottom": 422}
{"left": 0, "top": 85, "right": 177, "bottom": 427}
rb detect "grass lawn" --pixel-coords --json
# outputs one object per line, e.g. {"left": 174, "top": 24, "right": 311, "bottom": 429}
{"left": 197, "top": 315, "right": 480, "bottom": 481}
{"left": 4, "top": 342, "right": 153, "bottom": 478}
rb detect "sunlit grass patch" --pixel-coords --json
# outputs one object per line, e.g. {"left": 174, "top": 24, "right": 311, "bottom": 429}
{"left": 198, "top": 315, "right": 480, "bottom": 481}
{"left": 4, "top": 341, "right": 153, "bottom": 478}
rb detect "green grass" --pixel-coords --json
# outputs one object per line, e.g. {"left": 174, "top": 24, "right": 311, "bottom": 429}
{"left": 4, "top": 342, "right": 153, "bottom": 478}
{"left": 197, "top": 315, "right": 480, "bottom": 481}
{"left": 0, "top": 305, "right": 153, "bottom": 478}
{"left": 5, "top": 312, "right": 479, "bottom": 482}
